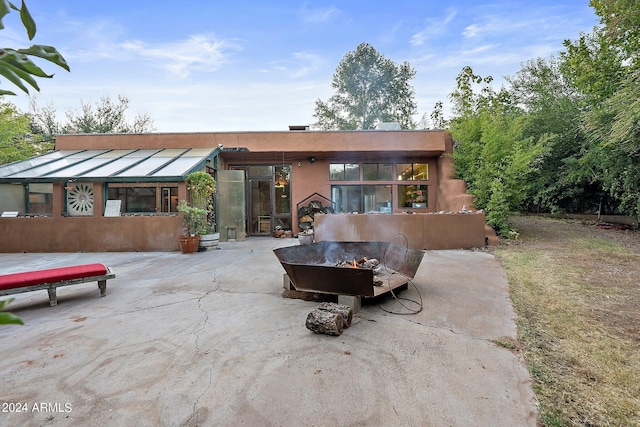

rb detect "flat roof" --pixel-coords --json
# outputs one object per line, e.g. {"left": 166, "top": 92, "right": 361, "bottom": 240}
{"left": 0, "top": 148, "right": 218, "bottom": 183}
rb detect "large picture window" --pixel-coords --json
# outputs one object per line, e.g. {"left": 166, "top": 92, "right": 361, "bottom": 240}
{"left": 107, "top": 184, "right": 178, "bottom": 214}
{"left": 331, "top": 185, "right": 392, "bottom": 214}
{"left": 398, "top": 184, "right": 428, "bottom": 208}
{"left": 396, "top": 163, "right": 429, "bottom": 181}
{"left": 363, "top": 163, "right": 393, "bottom": 181}
{"left": 330, "top": 163, "right": 360, "bottom": 181}
{"left": 28, "top": 183, "right": 53, "bottom": 215}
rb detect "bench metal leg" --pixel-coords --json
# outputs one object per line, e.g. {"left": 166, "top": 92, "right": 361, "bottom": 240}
{"left": 98, "top": 280, "right": 107, "bottom": 297}
{"left": 47, "top": 287, "right": 58, "bottom": 306}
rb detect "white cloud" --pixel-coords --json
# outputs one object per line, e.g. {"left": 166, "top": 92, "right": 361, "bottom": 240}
{"left": 462, "top": 44, "right": 494, "bottom": 55}
{"left": 462, "top": 24, "right": 481, "bottom": 38}
{"left": 120, "top": 34, "right": 241, "bottom": 78}
{"left": 270, "top": 51, "right": 327, "bottom": 79}
{"left": 410, "top": 10, "right": 457, "bottom": 47}
{"left": 290, "top": 52, "right": 326, "bottom": 78}
{"left": 301, "top": 5, "right": 343, "bottom": 23}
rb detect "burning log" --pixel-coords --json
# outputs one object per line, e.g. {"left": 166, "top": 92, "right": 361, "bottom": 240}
{"left": 335, "top": 257, "right": 380, "bottom": 271}
{"left": 306, "top": 308, "right": 345, "bottom": 336}
{"left": 317, "top": 302, "right": 353, "bottom": 327}
{"left": 362, "top": 258, "right": 379, "bottom": 269}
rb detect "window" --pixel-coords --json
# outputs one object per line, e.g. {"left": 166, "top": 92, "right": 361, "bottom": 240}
{"left": 28, "top": 183, "right": 53, "bottom": 215}
{"left": 107, "top": 184, "right": 178, "bottom": 214}
{"left": 331, "top": 185, "right": 392, "bottom": 213}
{"left": 396, "top": 163, "right": 429, "bottom": 181}
{"left": 248, "top": 165, "right": 273, "bottom": 177}
{"left": 363, "top": 163, "right": 393, "bottom": 181}
{"left": 330, "top": 163, "right": 360, "bottom": 181}
{"left": 160, "top": 187, "right": 179, "bottom": 212}
{"left": 398, "top": 185, "right": 428, "bottom": 208}
{"left": 274, "top": 165, "right": 291, "bottom": 214}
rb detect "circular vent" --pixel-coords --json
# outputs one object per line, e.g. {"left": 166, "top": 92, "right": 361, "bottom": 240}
{"left": 67, "top": 183, "right": 94, "bottom": 216}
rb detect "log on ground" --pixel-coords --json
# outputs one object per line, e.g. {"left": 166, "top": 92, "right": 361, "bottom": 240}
{"left": 305, "top": 309, "right": 344, "bottom": 336}
{"left": 317, "top": 302, "right": 353, "bottom": 327}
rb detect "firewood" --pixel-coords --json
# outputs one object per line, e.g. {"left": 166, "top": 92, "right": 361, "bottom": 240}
{"left": 317, "top": 302, "right": 353, "bottom": 327}
{"left": 305, "top": 308, "right": 344, "bottom": 336}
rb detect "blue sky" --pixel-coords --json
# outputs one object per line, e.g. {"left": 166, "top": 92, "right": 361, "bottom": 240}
{"left": 4, "top": 1, "right": 598, "bottom": 132}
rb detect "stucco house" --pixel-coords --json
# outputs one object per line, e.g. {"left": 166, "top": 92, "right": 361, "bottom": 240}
{"left": 0, "top": 126, "right": 494, "bottom": 252}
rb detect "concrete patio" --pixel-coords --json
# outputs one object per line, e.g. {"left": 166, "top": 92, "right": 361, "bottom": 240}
{"left": 0, "top": 238, "right": 537, "bottom": 426}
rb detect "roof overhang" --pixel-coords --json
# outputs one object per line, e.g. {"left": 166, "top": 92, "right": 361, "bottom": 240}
{"left": 0, "top": 147, "right": 220, "bottom": 184}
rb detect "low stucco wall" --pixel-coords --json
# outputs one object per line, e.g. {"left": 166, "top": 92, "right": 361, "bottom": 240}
{"left": 0, "top": 216, "right": 183, "bottom": 252}
{"left": 314, "top": 212, "right": 487, "bottom": 250}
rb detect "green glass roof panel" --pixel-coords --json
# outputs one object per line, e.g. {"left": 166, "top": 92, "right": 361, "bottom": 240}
{"left": 0, "top": 148, "right": 217, "bottom": 181}
{"left": 48, "top": 158, "right": 116, "bottom": 177}
{"left": 81, "top": 157, "right": 145, "bottom": 177}
{"left": 0, "top": 150, "right": 81, "bottom": 177}
{"left": 93, "top": 150, "right": 138, "bottom": 159}
{"left": 150, "top": 148, "right": 216, "bottom": 177}
{"left": 117, "top": 157, "right": 175, "bottom": 176}
{"left": 7, "top": 151, "right": 107, "bottom": 178}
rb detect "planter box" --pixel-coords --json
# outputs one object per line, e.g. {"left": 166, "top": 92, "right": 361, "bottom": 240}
{"left": 199, "top": 233, "right": 220, "bottom": 250}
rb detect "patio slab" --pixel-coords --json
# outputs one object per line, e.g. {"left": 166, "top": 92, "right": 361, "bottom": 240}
{"left": 0, "top": 238, "right": 537, "bottom": 426}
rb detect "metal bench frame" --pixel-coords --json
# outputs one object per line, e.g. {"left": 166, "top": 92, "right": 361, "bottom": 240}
{"left": 0, "top": 267, "right": 116, "bottom": 306}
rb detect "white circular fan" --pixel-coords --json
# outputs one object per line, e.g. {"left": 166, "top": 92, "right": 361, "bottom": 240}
{"left": 67, "top": 182, "right": 94, "bottom": 216}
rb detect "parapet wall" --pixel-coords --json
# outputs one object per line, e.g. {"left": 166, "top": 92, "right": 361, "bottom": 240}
{"left": 0, "top": 216, "right": 183, "bottom": 252}
{"left": 314, "top": 212, "right": 487, "bottom": 250}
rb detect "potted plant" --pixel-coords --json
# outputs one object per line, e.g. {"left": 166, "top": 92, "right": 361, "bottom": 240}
{"left": 177, "top": 200, "right": 206, "bottom": 253}
{"left": 185, "top": 171, "right": 218, "bottom": 250}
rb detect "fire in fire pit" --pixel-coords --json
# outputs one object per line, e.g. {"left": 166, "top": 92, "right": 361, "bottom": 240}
{"left": 273, "top": 241, "right": 424, "bottom": 297}
{"left": 335, "top": 257, "right": 379, "bottom": 270}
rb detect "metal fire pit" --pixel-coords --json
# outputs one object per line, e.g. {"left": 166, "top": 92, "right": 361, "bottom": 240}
{"left": 273, "top": 241, "right": 424, "bottom": 297}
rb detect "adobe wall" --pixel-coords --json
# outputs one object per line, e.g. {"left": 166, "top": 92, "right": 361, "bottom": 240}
{"left": 0, "top": 216, "right": 183, "bottom": 252}
{"left": 435, "top": 135, "right": 476, "bottom": 212}
{"left": 55, "top": 130, "right": 447, "bottom": 155}
{"left": 314, "top": 212, "right": 487, "bottom": 250}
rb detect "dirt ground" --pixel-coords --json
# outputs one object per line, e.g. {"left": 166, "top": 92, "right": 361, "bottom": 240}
{"left": 506, "top": 215, "right": 640, "bottom": 343}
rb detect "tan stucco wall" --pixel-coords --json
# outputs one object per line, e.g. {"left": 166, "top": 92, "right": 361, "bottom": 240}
{"left": 435, "top": 134, "right": 476, "bottom": 212}
{"left": 55, "top": 130, "right": 447, "bottom": 156}
{"left": 314, "top": 212, "right": 487, "bottom": 250}
{"left": 0, "top": 216, "right": 183, "bottom": 252}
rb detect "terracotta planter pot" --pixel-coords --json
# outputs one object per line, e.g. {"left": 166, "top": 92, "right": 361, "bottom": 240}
{"left": 179, "top": 235, "right": 200, "bottom": 254}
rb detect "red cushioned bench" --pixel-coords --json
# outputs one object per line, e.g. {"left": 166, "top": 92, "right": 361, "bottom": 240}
{"left": 0, "top": 263, "right": 115, "bottom": 307}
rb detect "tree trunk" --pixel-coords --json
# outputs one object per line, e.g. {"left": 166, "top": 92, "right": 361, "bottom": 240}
{"left": 305, "top": 309, "right": 344, "bottom": 336}
{"left": 317, "top": 302, "right": 353, "bottom": 328}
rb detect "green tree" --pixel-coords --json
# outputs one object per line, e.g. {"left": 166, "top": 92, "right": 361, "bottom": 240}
{"left": 448, "top": 67, "right": 548, "bottom": 235}
{"left": 313, "top": 43, "right": 417, "bottom": 130}
{"left": 30, "top": 94, "right": 156, "bottom": 137}
{"left": 589, "top": 0, "right": 640, "bottom": 66}
{"left": 561, "top": 1, "right": 640, "bottom": 218}
{"left": 0, "top": 0, "right": 69, "bottom": 96}
{"left": 506, "top": 57, "right": 595, "bottom": 214}
{"left": 0, "top": 99, "right": 50, "bottom": 164}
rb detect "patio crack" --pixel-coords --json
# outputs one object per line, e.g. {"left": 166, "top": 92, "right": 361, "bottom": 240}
{"left": 182, "top": 367, "right": 214, "bottom": 427}
{"left": 191, "top": 270, "right": 219, "bottom": 358}
{"left": 183, "top": 272, "right": 218, "bottom": 426}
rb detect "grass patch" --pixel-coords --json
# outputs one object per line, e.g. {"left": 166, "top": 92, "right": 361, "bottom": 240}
{"left": 496, "top": 219, "right": 640, "bottom": 426}
{"left": 577, "top": 236, "right": 633, "bottom": 255}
